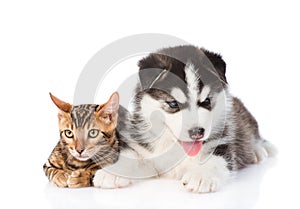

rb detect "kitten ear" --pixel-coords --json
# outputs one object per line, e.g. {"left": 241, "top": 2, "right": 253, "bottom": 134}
{"left": 96, "top": 92, "right": 119, "bottom": 124}
{"left": 49, "top": 93, "right": 73, "bottom": 113}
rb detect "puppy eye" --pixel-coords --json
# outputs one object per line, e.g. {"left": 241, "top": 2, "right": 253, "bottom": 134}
{"left": 198, "top": 98, "right": 211, "bottom": 109}
{"left": 64, "top": 130, "right": 74, "bottom": 138}
{"left": 88, "top": 129, "right": 99, "bottom": 138}
{"left": 202, "top": 98, "right": 211, "bottom": 106}
{"left": 166, "top": 100, "right": 179, "bottom": 108}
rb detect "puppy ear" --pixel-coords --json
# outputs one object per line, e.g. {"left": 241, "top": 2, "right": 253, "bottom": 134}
{"left": 49, "top": 93, "right": 72, "bottom": 113}
{"left": 202, "top": 48, "right": 227, "bottom": 83}
{"left": 96, "top": 92, "right": 119, "bottom": 124}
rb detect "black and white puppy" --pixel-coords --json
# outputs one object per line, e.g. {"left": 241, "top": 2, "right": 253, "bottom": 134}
{"left": 93, "top": 45, "right": 276, "bottom": 193}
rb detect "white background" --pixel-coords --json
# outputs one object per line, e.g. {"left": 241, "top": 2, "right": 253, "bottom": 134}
{"left": 1, "top": 1, "right": 299, "bottom": 209}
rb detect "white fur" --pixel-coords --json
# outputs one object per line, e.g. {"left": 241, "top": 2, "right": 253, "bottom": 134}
{"left": 210, "top": 90, "right": 229, "bottom": 136}
{"left": 93, "top": 169, "right": 132, "bottom": 188}
{"left": 183, "top": 62, "right": 215, "bottom": 141}
{"left": 253, "top": 139, "right": 278, "bottom": 163}
{"left": 140, "top": 94, "right": 163, "bottom": 125}
{"left": 179, "top": 155, "right": 230, "bottom": 193}
{"left": 199, "top": 86, "right": 210, "bottom": 102}
{"left": 170, "top": 88, "right": 187, "bottom": 103}
{"left": 185, "top": 62, "right": 199, "bottom": 101}
{"left": 262, "top": 140, "right": 278, "bottom": 157}
{"left": 139, "top": 94, "right": 184, "bottom": 158}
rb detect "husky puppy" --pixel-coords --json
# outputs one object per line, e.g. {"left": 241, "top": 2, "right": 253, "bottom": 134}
{"left": 93, "top": 45, "right": 276, "bottom": 193}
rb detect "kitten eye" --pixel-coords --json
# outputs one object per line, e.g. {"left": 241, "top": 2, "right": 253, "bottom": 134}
{"left": 64, "top": 130, "right": 74, "bottom": 138}
{"left": 88, "top": 129, "right": 99, "bottom": 138}
{"left": 166, "top": 100, "right": 179, "bottom": 109}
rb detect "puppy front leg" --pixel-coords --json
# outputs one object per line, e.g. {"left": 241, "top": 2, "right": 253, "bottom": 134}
{"left": 93, "top": 157, "right": 133, "bottom": 189}
{"left": 93, "top": 149, "right": 160, "bottom": 188}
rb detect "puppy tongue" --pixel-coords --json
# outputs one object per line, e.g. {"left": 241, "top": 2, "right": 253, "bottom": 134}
{"left": 179, "top": 141, "right": 202, "bottom": 156}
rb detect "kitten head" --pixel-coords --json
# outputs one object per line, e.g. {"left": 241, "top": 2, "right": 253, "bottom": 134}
{"left": 50, "top": 92, "right": 120, "bottom": 161}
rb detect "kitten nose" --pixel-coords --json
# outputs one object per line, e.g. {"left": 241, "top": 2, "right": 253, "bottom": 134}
{"left": 76, "top": 148, "right": 84, "bottom": 154}
{"left": 188, "top": 127, "right": 205, "bottom": 140}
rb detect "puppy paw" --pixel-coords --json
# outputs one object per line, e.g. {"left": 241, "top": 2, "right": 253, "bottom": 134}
{"left": 253, "top": 144, "right": 267, "bottom": 163}
{"left": 254, "top": 139, "right": 278, "bottom": 163}
{"left": 181, "top": 170, "right": 219, "bottom": 193}
{"left": 181, "top": 155, "right": 230, "bottom": 193}
{"left": 93, "top": 169, "right": 132, "bottom": 189}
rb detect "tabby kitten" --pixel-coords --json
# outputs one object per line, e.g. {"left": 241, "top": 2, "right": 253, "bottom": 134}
{"left": 43, "top": 92, "right": 120, "bottom": 188}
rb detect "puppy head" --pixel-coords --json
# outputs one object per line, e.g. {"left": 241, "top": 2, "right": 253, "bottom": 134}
{"left": 137, "top": 46, "right": 228, "bottom": 143}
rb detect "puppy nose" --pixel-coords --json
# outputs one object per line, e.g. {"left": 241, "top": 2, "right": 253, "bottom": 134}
{"left": 188, "top": 127, "right": 205, "bottom": 140}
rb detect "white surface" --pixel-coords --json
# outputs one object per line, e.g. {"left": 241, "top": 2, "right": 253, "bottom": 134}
{"left": 45, "top": 159, "right": 276, "bottom": 209}
{"left": 1, "top": 1, "right": 299, "bottom": 209}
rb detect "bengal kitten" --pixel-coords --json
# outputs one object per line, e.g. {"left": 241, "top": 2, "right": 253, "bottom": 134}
{"left": 43, "top": 92, "right": 120, "bottom": 188}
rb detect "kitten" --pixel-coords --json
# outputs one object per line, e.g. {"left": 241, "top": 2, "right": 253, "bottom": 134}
{"left": 43, "top": 92, "right": 120, "bottom": 188}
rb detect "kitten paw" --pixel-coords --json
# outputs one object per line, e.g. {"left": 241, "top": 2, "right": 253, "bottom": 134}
{"left": 67, "top": 170, "right": 91, "bottom": 188}
{"left": 93, "top": 170, "right": 132, "bottom": 189}
{"left": 51, "top": 173, "right": 68, "bottom": 188}
{"left": 181, "top": 170, "right": 219, "bottom": 193}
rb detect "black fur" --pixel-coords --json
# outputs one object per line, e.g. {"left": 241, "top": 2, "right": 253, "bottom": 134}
{"left": 138, "top": 45, "right": 227, "bottom": 95}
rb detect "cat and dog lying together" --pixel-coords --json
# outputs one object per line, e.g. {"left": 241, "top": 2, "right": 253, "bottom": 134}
{"left": 43, "top": 45, "right": 276, "bottom": 193}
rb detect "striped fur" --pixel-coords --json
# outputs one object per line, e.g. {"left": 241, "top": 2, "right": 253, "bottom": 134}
{"left": 44, "top": 93, "right": 120, "bottom": 188}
